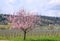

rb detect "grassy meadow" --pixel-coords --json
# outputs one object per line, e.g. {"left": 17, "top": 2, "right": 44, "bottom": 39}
{"left": 0, "top": 35, "right": 60, "bottom": 41}
{"left": 0, "top": 25, "right": 60, "bottom": 41}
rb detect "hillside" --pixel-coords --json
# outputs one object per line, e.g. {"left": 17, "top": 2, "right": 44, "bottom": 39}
{"left": 0, "top": 14, "right": 60, "bottom": 26}
{"left": 40, "top": 16, "right": 60, "bottom": 25}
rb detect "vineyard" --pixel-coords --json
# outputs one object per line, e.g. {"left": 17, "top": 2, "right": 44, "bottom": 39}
{"left": 0, "top": 29, "right": 60, "bottom": 37}
{"left": 0, "top": 25, "right": 60, "bottom": 41}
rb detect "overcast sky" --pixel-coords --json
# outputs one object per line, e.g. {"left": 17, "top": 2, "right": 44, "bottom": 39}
{"left": 0, "top": 0, "right": 60, "bottom": 17}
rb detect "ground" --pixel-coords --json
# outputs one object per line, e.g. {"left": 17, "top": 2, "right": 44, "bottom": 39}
{"left": 0, "top": 40, "right": 8, "bottom": 41}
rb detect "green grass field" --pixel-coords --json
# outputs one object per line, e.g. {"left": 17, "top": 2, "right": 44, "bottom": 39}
{"left": 0, "top": 36, "right": 60, "bottom": 41}
{"left": 0, "top": 25, "right": 60, "bottom": 41}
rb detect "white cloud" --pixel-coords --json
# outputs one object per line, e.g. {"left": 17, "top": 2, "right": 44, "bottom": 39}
{"left": 5, "top": 0, "right": 16, "bottom": 4}
{"left": 10, "top": 0, "right": 16, "bottom": 3}
{"left": 55, "top": 0, "right": 60, "bottom": 4}
{"left": 0, "top": 0, "right": 60, "bottom": 17}
{"left": 26, "top": 0, "right": 34, "bottom": 3}
{"left": 2, "top": 0, "right": 17, "bottom": 14}
{"left": 2, "top": 6, "right": 14, "bottom": 14}
{"left": 49, "top": 0, "right": 60, "bottom": 4}
{"left": 54, "top": 12, "right": 60, "bottom": 17}
{"left": 30, "top": 9, "right": 38, "bottom": 15}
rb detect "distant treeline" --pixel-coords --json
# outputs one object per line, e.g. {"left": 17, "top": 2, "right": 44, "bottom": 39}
{"left": 0, "top": 14, "right": 60, "bottom": 25}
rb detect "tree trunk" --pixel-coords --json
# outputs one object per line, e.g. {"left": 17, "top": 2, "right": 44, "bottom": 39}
{"left": 24, "top": 31, "right": 26, "bottom": 40}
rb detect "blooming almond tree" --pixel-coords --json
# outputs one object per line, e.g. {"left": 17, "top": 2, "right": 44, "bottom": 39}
{"left": 7, "top": 9, "right": 38, "bottom": 40}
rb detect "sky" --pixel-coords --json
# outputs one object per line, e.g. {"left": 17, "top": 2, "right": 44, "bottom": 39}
{"left": 0, "top": 0, "right": 60, "bottom": 17}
